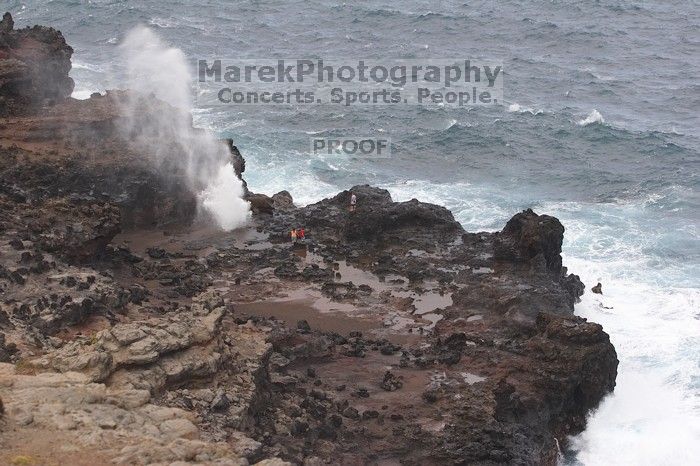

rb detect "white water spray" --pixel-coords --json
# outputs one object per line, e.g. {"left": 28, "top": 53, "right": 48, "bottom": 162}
{"left": 118, "top": 26, "right": 250, "bottom": 230}
{"left": 577, "top": 109, "right": 605, "bottom": 126}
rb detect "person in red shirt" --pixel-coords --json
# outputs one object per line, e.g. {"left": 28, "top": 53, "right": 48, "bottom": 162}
{"left": 299, "top": 228, "right": 305, "bottom": 239}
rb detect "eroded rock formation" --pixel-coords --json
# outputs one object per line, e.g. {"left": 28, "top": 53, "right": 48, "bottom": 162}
{"left": 0, "top": 12, "right": 74, "bottom": 115}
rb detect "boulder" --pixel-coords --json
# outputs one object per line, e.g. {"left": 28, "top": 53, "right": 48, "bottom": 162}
{"left": 247, "top": 193, "right": 274, "bottom": 215}
{"left": 494, "top": 209, "right": 566, "bottom": 274}
{"left": 272, "top": 190, "right": 295, "bottom": 211}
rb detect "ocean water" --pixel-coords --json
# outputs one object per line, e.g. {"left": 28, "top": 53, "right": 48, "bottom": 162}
{"left": 9, "top": 1, "right": 699, "bottom": 464}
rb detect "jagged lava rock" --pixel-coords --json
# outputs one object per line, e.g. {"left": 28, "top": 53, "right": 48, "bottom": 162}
{"left": 495, "top": 208, "right": 565, "bottom": 273}
{"left": 273, "top": 184, "right": 463, "bottom": 245}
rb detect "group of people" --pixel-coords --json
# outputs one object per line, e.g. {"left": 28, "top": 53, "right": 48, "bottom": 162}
{"left": 290, "top": 227, "right": 305, "bottom": 242}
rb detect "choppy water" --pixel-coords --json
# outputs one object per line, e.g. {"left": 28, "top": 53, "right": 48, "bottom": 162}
{"left": 10, "top": 1, "right": 699, "bottom": 463}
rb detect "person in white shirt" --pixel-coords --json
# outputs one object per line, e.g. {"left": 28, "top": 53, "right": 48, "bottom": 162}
{"left": 350, "top": 192, "right": 357, "bottom": 212}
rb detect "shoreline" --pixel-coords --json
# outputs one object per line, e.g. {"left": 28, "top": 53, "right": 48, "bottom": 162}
{"left": 0, "top": 14, "right": 618, "bottom": 465}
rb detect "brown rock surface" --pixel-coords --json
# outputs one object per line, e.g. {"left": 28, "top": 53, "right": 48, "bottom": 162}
{"left": 0, "top": 12, "right": 74, "bottom": 115}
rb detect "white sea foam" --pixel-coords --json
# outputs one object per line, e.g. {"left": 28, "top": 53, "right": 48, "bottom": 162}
{"left": 148, "top": 17, "right": 178, "bottom": 28}
{"left": 70, "top": 60, "right": 107, "bottom": 100}
{"left": 507, "top": 102, "right": 544, "bottom": 115}
{"left": 565, "top": 257, "right": 700, "bottom": 466}
{"left": 536, "top": 200, "right": 700, "bottom": 465}
{"left": 72, "top": 60, "right": 103, "bottom": 72}
{"left": 386, "top": 179, "right": 517, "bottom": 231}
{"left": 578, "top": 109, "right": 605, "bottom": 126}
{"left": 71, "top": 89, "right": 94, "bottom": 100}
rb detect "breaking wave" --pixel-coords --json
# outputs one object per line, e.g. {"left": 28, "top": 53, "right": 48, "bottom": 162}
{"left": 578, "top": 109, "right": 605, "bottom": 126}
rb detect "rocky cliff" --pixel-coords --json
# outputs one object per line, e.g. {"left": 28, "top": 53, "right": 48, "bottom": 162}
{"left": 0, "top": 13, "right": 617, "bottom": 466}
{"left": 0, "top": 12, "right": 74, "bottom": 116}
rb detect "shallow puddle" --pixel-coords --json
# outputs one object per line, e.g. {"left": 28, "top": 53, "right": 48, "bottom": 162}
{"left": 234, "top": 297, "right": 376, "bottom": 335}
{"left": 233, "top": 248, "right": 453, "bottom": 338}
{"left": 461, "top": 372, "right": 487, "bottom": 385}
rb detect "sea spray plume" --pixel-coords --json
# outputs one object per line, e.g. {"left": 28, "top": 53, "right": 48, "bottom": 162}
{"left": 117, "top": 25, "right": 250, "bottom": 230}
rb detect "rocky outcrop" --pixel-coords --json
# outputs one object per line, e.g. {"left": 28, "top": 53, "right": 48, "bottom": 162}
{"left": 0, "top": 363, "right": 266, "bottom": 465}
{"left": 490, "top": 208, "right": 585, "bottom": 312}
{"left": 495, "top": 208, "right": 565, "bottom": 274}
{"left": 270, "top": 191, "right": 294, "bottom": 211}
{"left": 34, "top": 291, "right": 227, "bottom": 385}
{"left": 246, "top": 193, "right": 274, "bottom": 215}
{"left": 0, "top": 12, "right": 74, "bottom": 115}
{"left": 224, "top": 138, "right": 297, "bottom": 216}
{"left": 1, "top": 163, "right": 616, "bottom": 466}
{"left": 0, "top": 16, "right": 617, "bottom": 466}
{"left": 405, "top": 310, "right": 618, "bottom": 464}
{"left": 244, "top": 190, "right": 297, "bottom": 216}
{"left": 262, "top": 184, "right": 462, "bottom": 245}
{"left": 0, "top": 92, "right": 202, "bottom": 231}
{"left": 329, "top": 186, "right": 463, "bottom": 241}
{"left": 225, "top": 138, "right": 247, "bottom": 194}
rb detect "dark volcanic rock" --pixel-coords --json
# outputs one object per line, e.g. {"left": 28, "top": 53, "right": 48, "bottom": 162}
{"left": 224, "top": 138, "right": 247, "bottom": 194}
{"left": 379, "top": 370, "right": 403, "bottom": 391}
{"left": 271, "top": 190, "right": 295, "bottom": 211}
{"left": 495, "top": 208, "right": 565, "bottom": 274}
{"left": 35, "top": 200, "right": 121, "bottom": 262}
{"left": 245, "top": 190, "right": 296, "bottom": 216}
{"left": 288, "top": 185, "right": 463, "bottom": 246}
{"left": 0, "top": 12, "right": 74, "bottom": 115}
{"left": 246, "top": 193, "right": 274, "bottom": 215}
{"left": 0, "top": 12, "right": 13, "bottom": 33}
{"left": 0, "top": 332, "right": 18, "bottom": 362}
{"left": 296, "top": 319, "right": 311, "bottom": 334}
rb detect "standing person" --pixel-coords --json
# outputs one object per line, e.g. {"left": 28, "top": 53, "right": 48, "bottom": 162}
{"left": 291, "top": 228, "right": 297, "bottom": 242}
{"left": 299, "top": 227, "right": 305, "bottom": 240}
{"left": 350, "top": 192, "right": 357, "bottom": 212}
